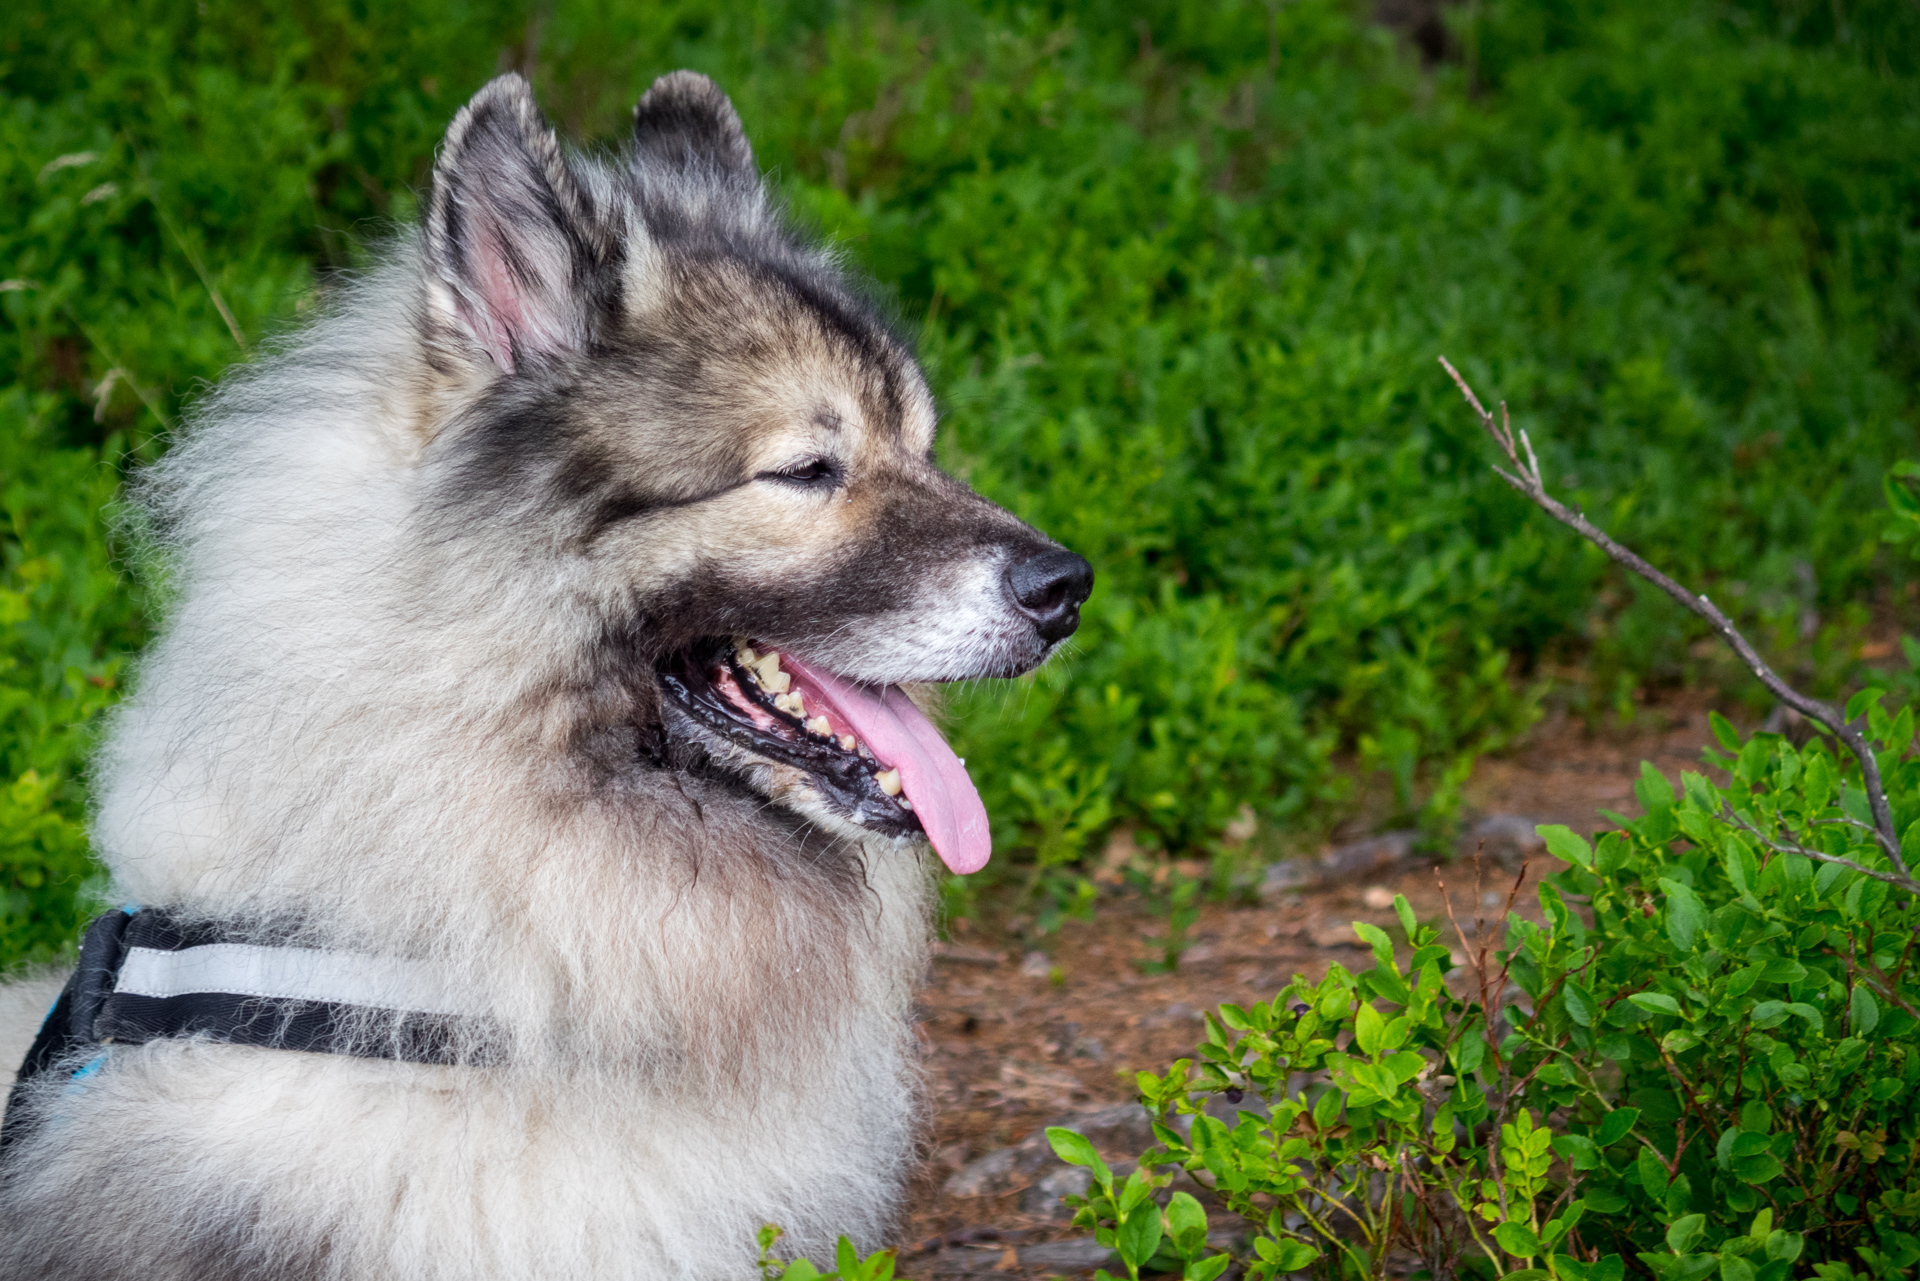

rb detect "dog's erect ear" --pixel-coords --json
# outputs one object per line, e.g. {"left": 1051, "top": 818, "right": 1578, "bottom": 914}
{"left": 629, "top": 72, "right": 768, "bottom": 236}
{"left": 633, "top": 71, "right": 756, "bottom": 181}
{"left": 425, "top": 74, "right": 609, "bottom": 375}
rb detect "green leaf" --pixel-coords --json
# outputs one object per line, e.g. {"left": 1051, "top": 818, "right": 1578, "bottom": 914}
{"left": 1765, "top": 1231, "right": 1803, "bottom": 1263}
{"left": 1185, "top": 1254, "right": 1232, "bottom": 1281}
{"left": 1257, "top": 1239, "right": 1321, "bottom": 1272}
{"left": 1384, "top": 1050, "right": 1427, "bottom": 1083}
{"left": 781, "top": 1262, "right": 821, "bottom": 1281}
{"left": 1784, "top": 1002, "right": 1823, "bottom": 1035}
{"left": 1658, "top": 878, "right": 1706, "bottom": 951}
{"left": 1638, "top": 762, "right": 1677, "bottom": 808}
{"left": 1355, "top": 1002, "right": 1386, "bottom": 1058}
{"left": 1637, "top": 1147, "right": 1671, "bottom": 1193}
{"left": 1453, "top": 1028, "right": 1487, "bottom": 1076}
{"left": 1720, "top": 1254, "right": 1756, "bottom": 1281}
{"left": 1495, "top": 1222, "right": 1541, "bottom": 1259}
{"left": 1393, "top": 893, "right": 1418, "bottom": 940}
{"left": 1047, "top": 1128, "right": 1111, "bottom": 1186}
{"left": 1596, "top": 832, "right": 1633, "bottom": 875}
{"left": 1724, "top": 839, "right": 1758, "bottom": 897}
{"left": 1629, "top": 992, "right": 1681, "bottom": 1016}
{"left": 1538, "top": 824, "right": 1594, "bottom": 869}
{"left": 1117, "top": 1201, "right": 1163, "bottom": 1270}
{"left": 1350, "top": 1060, "right": 1399, "bottom": 1100}
{"left": 1709, "top": 712, "right": 1742, "bottom": 751}
{"left": 1353, "top": 921, "right": 1396, "bottom": 970}
{"left": 1553, "top": 1133, "right": 1601, "bottom": 1170}
{"left": 1667, "top": 1214, "right": 1708, "bottom": 1254}
{"left": 1851, "top": 984, "right": 1881, "bottom": 1036}
{"left": 1732, "top": 1154, "right": 1784, "bottom": 1185}
{"left": 1597, "top": 1108, "right": 1640, "bottom": 1146}
{"left": 1802, "top": 753, "right": 1834, "bottom": 811}
{"left": 1165, "top": 1192, "right": 1208, "bottom": 1257}
{"left": 1564, "top": 982, "right": 1598, "bottom": 1027}
{"left": 836, "top": 1237, "right": 860, "bottom": 1279}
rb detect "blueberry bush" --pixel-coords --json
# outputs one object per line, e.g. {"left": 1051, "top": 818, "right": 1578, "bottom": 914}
{"left": 1090, "top": 709, "right": 1920, "bottom": 1281}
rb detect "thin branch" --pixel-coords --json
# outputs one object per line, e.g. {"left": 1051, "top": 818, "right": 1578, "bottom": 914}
{"left": 1439, "top": 356, "right": 1903, "bottom": 872}
{"left": 1846, "top": 956, "right": 1920, "bottom": 1025}
{"left": 1723, "top": 808, "right": 1920, "bottom": 901}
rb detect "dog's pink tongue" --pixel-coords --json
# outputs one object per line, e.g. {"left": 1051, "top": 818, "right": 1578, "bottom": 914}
{"left": 780, "top": 655, "right": 992, "bottom": 874}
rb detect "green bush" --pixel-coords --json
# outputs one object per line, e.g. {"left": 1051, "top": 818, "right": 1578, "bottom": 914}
{"left": 754, "top": 1225, "right": 898, "bottom": 1281}
{"left": 1097, "top": 701, "right": 1920, "bottom": 1280}
{"left": 5, "top": 0, "right": 1920, "bottom": 958}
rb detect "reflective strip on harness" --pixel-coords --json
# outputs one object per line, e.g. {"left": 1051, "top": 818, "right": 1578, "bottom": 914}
{"left": 116, "top": 944, "right": 477, "bottom": 1017}
{"left": 2, "top": 909, "right": 498, "bottom": 1153}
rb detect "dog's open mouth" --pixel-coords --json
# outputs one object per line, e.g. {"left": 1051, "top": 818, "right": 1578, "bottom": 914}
{"left": 656, "top": 639, "right": 992, "bottom": 873}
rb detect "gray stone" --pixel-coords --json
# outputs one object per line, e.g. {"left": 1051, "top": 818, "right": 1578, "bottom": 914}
{"left": 939, "top": 1102, "right": 1167, "bottom": 1201}
{"left": 1017, "top": 1237, "right": 1117, "bottom": 1270}
{"left": 941, "top": 1146, "right": 1029, "bottom": 1199}
{"left": 1020, "top": 1163, "right": 1093, "bottom": 1217}
{"left": 1261, "top": 829, "right": 1419, "bottom": 897}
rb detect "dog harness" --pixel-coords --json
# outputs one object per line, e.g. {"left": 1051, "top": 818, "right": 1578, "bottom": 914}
{"left": 2, "top": 907, "right": 487, "bottom": 1150}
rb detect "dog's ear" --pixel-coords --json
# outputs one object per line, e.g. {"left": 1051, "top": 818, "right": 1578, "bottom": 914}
{"left": 425, "top": 74, "right": 609, "bottom": 375}
{"left": 633, "top": 71, "right": 756, "bottom": 181}
{"left": 629, "top": 72, "right": 767, "bottom": 234}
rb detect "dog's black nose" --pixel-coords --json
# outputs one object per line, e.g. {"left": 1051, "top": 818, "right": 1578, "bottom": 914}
{"left": 1006, "top": 549, "right": 1093, "bottom": 643}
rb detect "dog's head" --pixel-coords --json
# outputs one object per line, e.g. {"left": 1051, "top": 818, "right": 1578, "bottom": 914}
{"left": 413, "top": 72, "right": 1090, "bottom": 874}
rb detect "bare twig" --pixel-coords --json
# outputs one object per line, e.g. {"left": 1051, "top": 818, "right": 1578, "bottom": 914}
{"left": 1439, "top": 356, "right": 1904, "bottom": 873}
{"left": 1722, "top": 809, "right": 1920, "bottom": 901}
{"left": 1846, "top": 956, "right": 1920, "bottom": 1025}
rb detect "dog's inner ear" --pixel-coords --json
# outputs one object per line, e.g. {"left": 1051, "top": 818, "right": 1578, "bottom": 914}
{"left": 629, "top": 71, "right": 766, "bottom": 235}
{"left": 426, "top": 73, "right": 606, "bottom": 375}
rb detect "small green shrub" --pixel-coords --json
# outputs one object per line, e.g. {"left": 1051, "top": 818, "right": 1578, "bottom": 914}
{"left": 1044, "top": 1133, "right": 1236, "bottom": 1281}
{"left": 1104, "top": 703, "right": 1920, "bottom": 1281}
{"left": 754, "top": 1225, "right": 898, "bottom": 1281}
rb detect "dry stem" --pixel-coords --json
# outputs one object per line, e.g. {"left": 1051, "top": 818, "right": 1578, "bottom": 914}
{"left": 1439, "top": 356, "right": 1903, "bottom": 875}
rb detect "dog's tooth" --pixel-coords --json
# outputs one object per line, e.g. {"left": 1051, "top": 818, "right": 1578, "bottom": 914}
{"left": 898, "top": 798, "right": 914, "bottom": 812}
{"left": 754, "top": 651, "right": 782, "bottom": 681}
{"left": 857, "top": 743, "right": 874, "bottom": 761}
{"left": 738, "top": 645, "right": 759, "bottom": 667}
{"left": 875, "top": 768, "right": 902, "bottom": 797}
{"left": 838, "top": 734, "right": 857, "bottom": 752}
{"left": 763, "top": 669, "right": 791, "bottom": 695}
{"left": 787, "top": 690, "right": 805, "bottom": 716}
{"left": 805, "top": 716, "right": 832, "bottom": 736}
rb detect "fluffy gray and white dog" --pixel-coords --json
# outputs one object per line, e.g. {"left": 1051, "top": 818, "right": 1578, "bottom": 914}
{"left": 0, "top": 71, "right": 1089, "bottom": 1279}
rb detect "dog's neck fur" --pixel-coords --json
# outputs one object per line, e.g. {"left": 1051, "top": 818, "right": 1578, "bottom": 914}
{"left": 92, "top": 245, "right": 933, "bottom": 1087}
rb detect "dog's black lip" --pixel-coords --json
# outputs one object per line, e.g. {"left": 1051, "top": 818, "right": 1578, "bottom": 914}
{"left": 655, "top": 640, "right": 924, "bottom": 838}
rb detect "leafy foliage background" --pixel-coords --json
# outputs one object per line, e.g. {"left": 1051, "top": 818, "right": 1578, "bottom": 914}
{"left": 2, "top": 0, "right": 1917, "bottom": 961}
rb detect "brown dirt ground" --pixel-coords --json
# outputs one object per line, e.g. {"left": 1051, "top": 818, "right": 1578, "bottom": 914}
{"left": 889, "top": 699, "right": 1732, "bottom": 1272}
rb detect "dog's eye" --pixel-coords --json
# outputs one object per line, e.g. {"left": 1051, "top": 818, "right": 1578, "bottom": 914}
{"left": 763, "top": 458, "right": 840, "bottom": 486}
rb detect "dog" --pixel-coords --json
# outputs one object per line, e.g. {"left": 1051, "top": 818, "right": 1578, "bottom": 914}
{"left": 0, "top": 70, "right": 1090, "bottom": 1279}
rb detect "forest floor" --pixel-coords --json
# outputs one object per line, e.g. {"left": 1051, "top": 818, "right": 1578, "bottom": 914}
{"left": 889, "top": 696, "right": 1729, "bottom": 1276}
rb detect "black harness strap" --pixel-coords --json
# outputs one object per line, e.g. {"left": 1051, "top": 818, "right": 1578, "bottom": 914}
{"left": 2, "top": 908, "right": 489, "bottom": 1153}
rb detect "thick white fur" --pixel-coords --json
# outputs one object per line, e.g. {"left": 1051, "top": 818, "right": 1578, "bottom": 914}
{"left": 0, "top": 247, "right": 935, "bottom": 1279}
